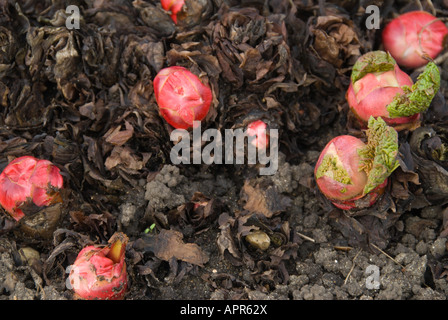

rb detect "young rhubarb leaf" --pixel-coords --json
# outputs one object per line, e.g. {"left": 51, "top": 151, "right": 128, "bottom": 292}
{"left": 358, "top": 116, "right": 400, "bottom": 195}
{"left": 387, "top": 62, "right": 440, "bottom": 118}
{"left": 350, "top": 51, "right": 396, "bottom": 83}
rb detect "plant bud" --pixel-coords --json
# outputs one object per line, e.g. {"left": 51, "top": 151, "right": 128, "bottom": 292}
{"left": 153, "top": 66, "right": 212, "bottom": 129}
{"left": 0, "top": 156, "right": 63, "bottom": 221}
{"left": 382, "top": 11, "right": 448, "bottom": 69}
{"left": 161, "top": 0, "right": 185, "bottom": 24}
{"left": 314, "top": 117, "right": 400, "bottom": 210}
{"left": 69, "top": 232, "right": 129, "bottom": 300}
{"left": 247, "top": 120, "right": 269, "bottom": 150}
{"left": 346, "top": 51, "right": 440, "bottom": 129}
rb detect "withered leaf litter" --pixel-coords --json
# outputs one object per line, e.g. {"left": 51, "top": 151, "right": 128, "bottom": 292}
{"left": 0, "top": 0, "right": 448, "bottom": 300}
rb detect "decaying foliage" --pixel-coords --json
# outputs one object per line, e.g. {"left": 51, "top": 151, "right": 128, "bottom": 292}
{"left": 0, "top": 0, "right": 448, "bottom": 299}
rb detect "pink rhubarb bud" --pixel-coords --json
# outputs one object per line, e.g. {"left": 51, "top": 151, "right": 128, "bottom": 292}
{"left": 346, "top": 51, "right": 440, "bottom": 129}
{"left": 0, "top": 156, "right": 63, "bottom": 221}
{"left": 69, "top": 232, "right": 129, "bottom": 300}
{"left": 161, "top": 0, "right": 185, "bottom": 24}
{"left": 247, "top": 120, "right": 269, "bottom": 150}
{"left": 153, "top": 66, "right": 212, "bottom": 129}
{"left": 314, "top": 117, "right": 400, "bottom": 210}
{"left": 382, "top": 11, "right": 448, "bottom": 69}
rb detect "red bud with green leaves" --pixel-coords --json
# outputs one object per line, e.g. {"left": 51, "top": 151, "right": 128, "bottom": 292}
{"left": 161, "top": 0, "right": 185, "bottom": 24}
{"left": 0, "top": 156, "right": 63, "bottom": 221}
{"left": 247, "top": 120, "right": 269, "bottom": 150}
{"left": 153, "top": 66, "right": 212, "bottom": 129}
{"left": 382, "top": 11, "right": 448, "bottom": 69}
{"left": 314, "top": 117, "right": 400, "bottom": 210}
{"left": 69, "top": 232, "right": 129, "bottom": 300}
{"left": 346, "top": 51, "right": 440, "bottom": 129}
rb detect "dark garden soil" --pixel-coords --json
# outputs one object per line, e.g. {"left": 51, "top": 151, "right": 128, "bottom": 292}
{"left": 0, "top": 0, "right": 448, "bottom": 301}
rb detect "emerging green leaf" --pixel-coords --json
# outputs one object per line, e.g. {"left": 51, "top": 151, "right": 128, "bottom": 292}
{"left": 351, "top": 51, "right": 396, "bottom": 83}
{"left": 358, "top": 116, "right": 400, "bottom": 194}
{"left": 315, "top": 154, "right": 352, "bottom": 185}
{"left": 387, "top": 62, "right": 440, "bottom": 118}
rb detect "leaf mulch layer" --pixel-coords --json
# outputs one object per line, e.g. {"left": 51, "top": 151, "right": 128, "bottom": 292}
{"left": 0, "top": 0, "right": 448, "bottom": 300}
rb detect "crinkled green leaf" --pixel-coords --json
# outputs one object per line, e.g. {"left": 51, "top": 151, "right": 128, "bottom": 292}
{"left": 358, "top": 116, "right": 400, "bottom": 195}
{"left": 351, "top": 51, "right": 396, "bottom": 83}
{"left": 315, "top": 154, "right": 352, "bottom": 185}
{"left": 387, "top": 62, "right": 440, "bottom": 118}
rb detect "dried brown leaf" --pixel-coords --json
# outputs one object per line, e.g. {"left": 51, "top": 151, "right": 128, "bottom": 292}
{"left": 103, "top": 121, "right": 134, "bottom": 147}
{"left": 143, "top": 229, "right": 209, "bottom": 267}
{"left": 104, "top": 145, "right": 145, "bottom": 171}
{"left": 240, "top": 180, "right": 291, "bottom": 218}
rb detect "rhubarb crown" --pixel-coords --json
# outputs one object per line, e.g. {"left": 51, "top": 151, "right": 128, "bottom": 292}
{"left": 350, "top": 51, "right": 440, "bottom": 119}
